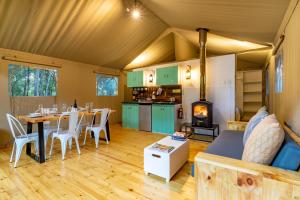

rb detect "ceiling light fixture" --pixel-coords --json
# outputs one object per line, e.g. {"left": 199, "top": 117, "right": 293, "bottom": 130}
{"left": 131, "top": 0, "right": 141, "bottom": 19}
{"left": 132, "top": 9, "right": 140, "bottom": 19}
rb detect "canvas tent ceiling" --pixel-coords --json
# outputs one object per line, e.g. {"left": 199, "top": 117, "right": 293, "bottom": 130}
{"left": 0, "top": 0, "right": 167, "bottom": 69}
{"left": 141, "top": 0, "right": 290, "bottom": 44}
{"left": 0, "top": 0, "right": 289, "bottom": 69}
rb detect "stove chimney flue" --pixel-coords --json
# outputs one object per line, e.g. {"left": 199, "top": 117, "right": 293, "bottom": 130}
{"left": 196, "top": 28, "right": 208, "bottom": 101}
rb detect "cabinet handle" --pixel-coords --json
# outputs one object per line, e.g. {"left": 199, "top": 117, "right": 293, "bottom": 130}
{"left": 152, "top": 154, "right": 161, "bottom": 158}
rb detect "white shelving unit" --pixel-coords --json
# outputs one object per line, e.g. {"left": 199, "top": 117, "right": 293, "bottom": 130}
{"left": 236, "top": 70, "right": 263, "bottom": 121}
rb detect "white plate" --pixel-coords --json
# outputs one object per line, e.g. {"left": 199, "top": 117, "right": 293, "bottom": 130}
{"left": 27, "top": 113, "right": 43, "bottom": 118}
{"left": 62, "top": 112, "right": 70, "bottom": 115}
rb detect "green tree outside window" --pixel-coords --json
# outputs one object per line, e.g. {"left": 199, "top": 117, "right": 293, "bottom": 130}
{"left": 96, "top": 74, "right": 118, "bottom": 96}
{"left": 8, "top": 64, "right": 57, "bottom": 96}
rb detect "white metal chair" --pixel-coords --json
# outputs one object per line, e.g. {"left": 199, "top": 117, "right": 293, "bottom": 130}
{"left": 67, "top": 113, "right": 84, "bottom": 152}
{"left": 6, "top": 114, "right": 39, "bottom": 168}
{"left": 34, "top": 109, "right": 58, "bottom": 159}
{"left": 49, "top": 111, "right": 82, "bottom": 160}
{"left": 83, "top": 108, "right": 111, "bottom": 148}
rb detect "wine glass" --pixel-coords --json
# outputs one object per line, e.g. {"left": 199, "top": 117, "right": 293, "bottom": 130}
{"left": 52, "top": 104, "right": 58, "bottom": 113}
{"left": 61, "top": 103, "right": 67, "bottom": 112}
{"left": 38, "top": 104, "right": 43, "bottom": 114}
{"left": 85, "top": 103, "right": 89, "bottom": 111}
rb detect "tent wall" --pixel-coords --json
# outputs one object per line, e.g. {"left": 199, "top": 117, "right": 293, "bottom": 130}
{"left": 0, "top": 48, "right": 125, "bottom": 147}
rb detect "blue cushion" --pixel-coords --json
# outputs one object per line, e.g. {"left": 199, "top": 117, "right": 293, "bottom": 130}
{"left": 205, "top": 130, "right": 244, "bottom": 159}
{"left": 243, "top": 110, "right": 269, "bottom": 145}
{"left": 191, "top": 164, "right": 195, "bottom": 177}
{"left": 272, "top": 133, "right": 300, "bottom": 171}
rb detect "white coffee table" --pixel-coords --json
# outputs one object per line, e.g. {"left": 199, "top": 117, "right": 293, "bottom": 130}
{"left": 144, "top": 136, "right": 189, "bottom": 182}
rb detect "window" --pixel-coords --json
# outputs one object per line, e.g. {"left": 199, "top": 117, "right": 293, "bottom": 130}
{"left": 265, "top": 65, "right": 270, "bottom": 108}
{"left": 275, "top": 49, "right": 283, "bottom": 93}
{"left": 8, "top": 64, "right": 58, "bottom": 96}
{"left": 96, "top": 74, "right": 118, "bottom": 96}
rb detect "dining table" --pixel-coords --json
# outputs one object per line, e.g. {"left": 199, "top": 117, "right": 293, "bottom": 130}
{"left": 18, "top": 110, "right": 116, "bottom": 164}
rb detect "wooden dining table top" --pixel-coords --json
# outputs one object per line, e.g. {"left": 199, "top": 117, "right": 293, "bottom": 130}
{"left": 18, "top": 109, "right": 116, "bottom": 124}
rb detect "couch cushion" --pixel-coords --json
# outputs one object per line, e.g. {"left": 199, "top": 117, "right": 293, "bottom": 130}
{"left": 242, "top": 114, "right": 285, "bottom": 165}
{"left": 243, "top": 109, "right": 269, "bottom": 145}
{"left": 205, "top": 130, "right": 244, "bottom": 159}
{"left": 272, "top": 133, "right": 300, "bottom": 171}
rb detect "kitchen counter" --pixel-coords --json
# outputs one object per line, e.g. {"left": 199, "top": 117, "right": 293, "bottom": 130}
{"left": 122, "top": 101, "right": 181, "bottom": 105}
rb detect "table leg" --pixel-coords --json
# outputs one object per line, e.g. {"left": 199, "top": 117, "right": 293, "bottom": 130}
{"left": 38, "top": 122, "right": 45, "bottom": 163}
{"left": 26, "top": 122, "right": 33, "bottom": 156}
{"left": 105, "top": 119, "right": 110, "bottom": 141}
{"left": 91, "top": 115, "right": 96, "bottom": 138}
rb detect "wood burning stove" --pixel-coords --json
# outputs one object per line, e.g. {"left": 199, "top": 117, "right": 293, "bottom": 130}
{"left": 192, "top": 101, "right": 213, "bottom": 128}
{"left": 191, "top": 28, "right": 213, "bottom": 128}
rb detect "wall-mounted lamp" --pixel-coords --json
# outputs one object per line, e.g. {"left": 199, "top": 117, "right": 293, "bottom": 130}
{"left": 185, "top": 65, "right": 191, "bottom": 80}
{"left": 149, "top": 73, "right": 153, "bottom": 83}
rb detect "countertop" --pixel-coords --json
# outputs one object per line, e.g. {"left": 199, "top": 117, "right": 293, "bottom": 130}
{"left": 122, "top": 101, "right": 181, "bottom": 105}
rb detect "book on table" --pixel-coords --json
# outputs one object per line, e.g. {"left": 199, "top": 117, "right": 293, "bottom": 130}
{"left": 150, "top": 143, "right": 175, "bottom": 153}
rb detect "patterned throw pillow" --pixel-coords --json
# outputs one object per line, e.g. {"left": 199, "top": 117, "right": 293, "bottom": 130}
{"left": 243, "top": 110, "right": 269, "bottom": 145}
{"left": 242, "top": 114, "right": 285, "bottom": 165}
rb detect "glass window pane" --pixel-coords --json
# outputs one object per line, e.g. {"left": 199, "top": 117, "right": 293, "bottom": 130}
{"left": 275, "top": 50, "right": 283, "bottom": 93}
{"left": 8, "top": 64, "right": 57, "bottom": 96}
{"left": 96, "top": 74, "right": 118, "bottom": 96}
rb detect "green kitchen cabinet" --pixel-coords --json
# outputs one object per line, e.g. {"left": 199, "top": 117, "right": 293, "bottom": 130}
{"left": 152, "top": 104, "right": 175, "bottom": 134}
{"left": 156, "top": 65, "right": 178, "bottom": 86}
{"left": 122, "top": 104, "right": 139, "bottom": 129}
{"left": 127, "top": 71, "right": 144, "bottom": 87}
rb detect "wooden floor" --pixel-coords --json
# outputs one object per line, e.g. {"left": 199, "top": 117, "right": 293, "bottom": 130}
{"left": 0, "top": 124, "right": 209, "bottom": 200}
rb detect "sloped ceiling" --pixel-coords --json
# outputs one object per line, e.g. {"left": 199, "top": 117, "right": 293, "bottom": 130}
{"left": 125, "top": 31, "right": 175, "bottom": 69}
{"left": 125, "top": 28, "right": 271, "bottom": 69}
{"left": 0, "top": 0, "right": 167, "bottom": 69}
{"left": 141, "top": 0, "right": 290, "bottom": 43}
{"left": 0, "top": 0, "right": 288, "bottom": 69}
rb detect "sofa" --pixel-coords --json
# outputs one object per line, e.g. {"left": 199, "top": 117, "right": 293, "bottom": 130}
{"left": 195, "top": 123, "right": 300, "bottom": 200}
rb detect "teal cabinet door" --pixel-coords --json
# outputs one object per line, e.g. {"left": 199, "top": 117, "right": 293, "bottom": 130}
{"left": 122, "top": 104, "right": 129, "bottom": 128}
{"left": 129, "top": 104, "right": 139, "bottom": 129}
{"left": 127, "top": 72, "right": 134, "bottom": 87}
{"left": 135, "top": 71, "right": 143, "bottom": 87}
{"left": 164, "top": 105, "right": 175, "bottom": 134}
{"left": 156, "top": 68, "right": 168, "bottom": 86}
{"left": 152, "top": 105, "right": 163, "bottom": 133}
{"left": 156, "top": 66, "right": 178, "bottom": 86}
{"left": 152, "top": 105, "right": 175, "bottom": 134}
{"left": 165, "top": 66, "right": 178, "bottom": 85}
{"left": 127, "top": 71, "right": 144, "bottom": 87}
{"left": 122, "top": 104, "right": 139, "bottom": 129}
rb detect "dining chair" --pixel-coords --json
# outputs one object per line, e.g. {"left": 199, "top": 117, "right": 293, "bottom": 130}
{"left": 49, "top": 111, "right": 82, "bottom": 160}
{"left": 83, "top": 108, "right": 111, "bottom": 148}
{"left": 6, "top": 114, "right": 39, "bottom": 168}
{"left": 67, "top": 113, "right": 84, "bottom": 153}
{"left": 34, "top": 108, "right": 58, "bottom": 159}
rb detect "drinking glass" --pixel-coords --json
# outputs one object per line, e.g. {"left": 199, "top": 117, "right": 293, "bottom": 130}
{"left": 61, "top": 103, "right": 67, "bottom": 112}
{"left": 85, "top": 103, "right": 89, "bottom": 111}
{"left": 53, "top": 104, "right": 58, "bottom": 113}
{"left": 38, "top": 104, "right": 43, "bottom": 114}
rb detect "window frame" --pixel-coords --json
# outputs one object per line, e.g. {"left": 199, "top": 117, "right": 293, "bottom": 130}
{"left": 96, "top": 73, "right": 119, "bottom": 97}
{"left": 275, "top": 48, "right": 283, "bottom": 94}
{"left": 8, "top": 63, "right": 58, "bottom": 97}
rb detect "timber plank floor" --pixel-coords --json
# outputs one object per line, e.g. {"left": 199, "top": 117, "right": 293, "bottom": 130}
{"left": 0, "top": 124, "right": 209, "bottom": 200}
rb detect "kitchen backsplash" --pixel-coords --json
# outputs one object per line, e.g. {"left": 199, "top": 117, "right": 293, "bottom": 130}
{"left": 131, "top": 85, "right": 182, "bottom": 103}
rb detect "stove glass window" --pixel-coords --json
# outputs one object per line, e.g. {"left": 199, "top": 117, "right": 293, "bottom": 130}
{"left": 194, "top": 105, "right": 208, "bottom": 118}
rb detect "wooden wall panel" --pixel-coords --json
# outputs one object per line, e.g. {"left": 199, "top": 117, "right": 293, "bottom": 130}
{"left": 268, "top": 2, "right": 300, "bottom": 135}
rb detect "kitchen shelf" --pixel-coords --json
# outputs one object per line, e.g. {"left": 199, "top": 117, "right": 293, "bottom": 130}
{"left": 236, "top": 70, "right": 263, "bottom": 121}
